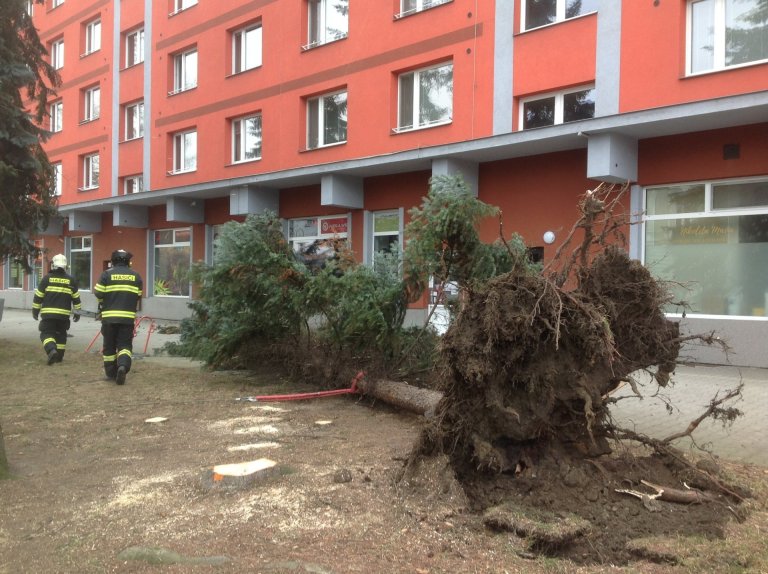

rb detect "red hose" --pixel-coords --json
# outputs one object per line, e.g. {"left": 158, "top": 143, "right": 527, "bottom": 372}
{"left": 237, "top": 370, "right": 364, "bottom": 402}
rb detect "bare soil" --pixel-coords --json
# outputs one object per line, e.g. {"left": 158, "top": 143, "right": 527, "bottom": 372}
{"left": 1, "top": 340, "right": 767, "bottom": 574}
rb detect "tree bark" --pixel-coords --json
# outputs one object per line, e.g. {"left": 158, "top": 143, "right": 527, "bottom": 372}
{"left": 357, "top": 379, "right": 443, "bottom": 417}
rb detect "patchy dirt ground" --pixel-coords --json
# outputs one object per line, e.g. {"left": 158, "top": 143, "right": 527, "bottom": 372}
{"left": 1, "top": 340, "right": 768, "bottom": 574}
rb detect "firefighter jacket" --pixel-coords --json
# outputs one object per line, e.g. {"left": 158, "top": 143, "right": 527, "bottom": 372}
{"left": 94, "top": 264, "right": 144, "bottom": 324}
{"left": 33, "top": 268, "right": 82, "bottom": 319}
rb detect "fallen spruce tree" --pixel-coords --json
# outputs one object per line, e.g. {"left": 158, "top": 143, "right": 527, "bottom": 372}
{"left": 391, "top": 183, "right": 747, "bottom": 565}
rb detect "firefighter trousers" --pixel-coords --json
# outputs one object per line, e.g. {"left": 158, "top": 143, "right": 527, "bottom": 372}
{"left": 101, "top": 322, "right": 134, "bottom": 379}
{"left": 39, "top": 317, "right": 70, "bottom": 361}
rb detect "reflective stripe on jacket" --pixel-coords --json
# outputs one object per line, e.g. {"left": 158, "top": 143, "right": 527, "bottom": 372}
{"left": 94, "top": 264, "right": 144, "bottom": 324}
{"left": 32, "top": 269, "right": 81, "bottom": 319}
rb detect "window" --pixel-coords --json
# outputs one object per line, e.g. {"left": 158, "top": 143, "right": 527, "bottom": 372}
{"left": 8, "top": 260, "right": 24, "bottom": 289}
{"left": 124, "top": 175, "right": 144, "bottom": 194}
{"left": 171, "top": 0, "right": 197, "bottom": 15}
{"left": 50, "top": 100, "right": 63, "bottom": 132}
{"left": 520, "top": 86, "right": 595, "bottom": 130}
{"left": 125, "top": 101, "right": 144, "bottom": 140}
{"left": 125, "top": 28, "right": 145, "bottom": 67}
{"left": 232, "top": 24, "right": 262, "bottom": 74}
{"left": 371, "top": 210, "right": 401, "bottom": 270}
{"left": 25, "top": 0, "right": 33, "bottom": 16}
{"left": 288, "top": 216, "right": 349, "bottom": 272}
{"left": 305, "top": 0, "right": 348, "bottom": 49}
{"left": 172, "top": 130, "right": 197, "bottom": 173}
{"left": 82, "top": 153, "right": 99, "bottom": 189}
{"left": 522, "top": 0, "right": 598, "bottom": 31}
{"left": 70, "top": 236, "right": 92, "bottom": 291}
{"left": 32, "top": 243, "right": 43, "bottom": 290}
{"left": 51, "top": 39, "right": 64, "bottom": 70}
{"left": 644, "top": 178, "right": 768, "bottom": 317}
{"left": 52, "top": 0, "right": 64, "bottom": 9}
{"left": 53, "top": 163, "right": 62, "bottom": 196}
{"left": 307, "top": 90, "right": 347, "bottom": 149}
{"left": 83, "top": 86, "right": 100, "bottom": 122}
{"left": 154, "top": 228, "right": 191, "bottom": 296}
{"left": 171, "top": 48, "right": 197, "bottom": 94}
{"left": 84, "top": 19, "right": 101, "bottom": 56}
{"left": 396, "top": 0, "right": 451, "bottom": 18}
{"left": 232, "top": 114, "right": 262, "bottom": 163}
{"left": 397, "top": 62, "right": 453, "bottom": 132}
{"left": 688, "top": 0, "right": 768, "bottom": 74}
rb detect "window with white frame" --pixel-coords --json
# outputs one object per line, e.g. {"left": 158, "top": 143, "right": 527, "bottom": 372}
{"left": 83, "top": 86, "right": 100, "bottom": 122}
{"left": 53, "top": 163, "right": 62, "bottom": 196}
{"left": 172, "top": 130, "right": 197, "bottom": 173}
{"left": 125, "top": 101, "right": 144, "bottom": 140}
{"left": 522, "top": 0, "right": 598, "bottom": 31}
{"left": 306, "top": 0, "right": 348, "bottom": 49}
{"left": 289, "top": 215, "right": 349, "bottom": 272}
{"left": 84, "top": 19, "right": 101, "bottom": 55}
{"left": 397, "top": 0, "right": 451, "bottom": 18}
{"left": 688, "top": 0, "right": 768, "bottom": 74}
{"left": 51, "top": 39, "right": 64, "bottom": 70}
{"left": 232, "top": 23, "right": 262, "bottom": 74}
{"left": 520, "top": 86, "right": 595, "bottom": 130}
{"left": 51, "top": 0, "right": 64, "bottom": 9}
{"left": 32, "top": 243, "right": 43, "bottom": 290}
{"left": 644, "top": 178, "right": 768, "bottom": 317}
{"left": 232, "top": 114, "right": 262, "bottom": 163}
{"left": 171, "top": 0, "right": 197, "bottom": 15}
{"left": 8, "top": 259, "right": 24, "bottom": 289}
{"left": 154, "top": 228, "right": 191, "bottom": 296}
{"left": 397, "top": 62, "right": 453, "bottom": 132}
{"left": 125, "top": 28, "right": 145, "bottom": 67}
{"left": 124, "top": 175, "right": 144, "bottom": 194}
{"left": 371, "top": 210, "right": 401, "bottom": 270}
{"left": 307, "top": 90, "right": 347, "bottom": 149}
{"left": 70, "top": 236, "right": 92, "bottom": 291}
{"left": 171, "top": 48, "right": 197, "bottom": 94}
{"left": 25, "top": 0, "right": 33, "bottom": 17}
{"left": 50, "top": 100, "right": 63, "bottom": 132}
{"left": 82, "top": 153, "right": 99, "bottom": 189}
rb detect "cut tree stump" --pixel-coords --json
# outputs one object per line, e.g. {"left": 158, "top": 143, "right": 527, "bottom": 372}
{"left": 200, "top": 458, "right": 277, "bottom": 492}
{"left": 356, "top": 378, "right": 443, "bottom": 417}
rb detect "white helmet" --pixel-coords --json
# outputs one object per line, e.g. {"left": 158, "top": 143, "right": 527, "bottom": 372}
{"left": 52, "top": 253, "right": 68, "bottom": 270}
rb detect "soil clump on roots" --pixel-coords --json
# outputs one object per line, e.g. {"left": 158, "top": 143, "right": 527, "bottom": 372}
{"left": 406, "top": 185, "right": 744, "bottom": 565}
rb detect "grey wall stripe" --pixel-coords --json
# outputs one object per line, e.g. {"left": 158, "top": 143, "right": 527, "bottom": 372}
{"left": 595, "top": 0, "right": 622, "bottom": 117}
{"left": 492, "top": 0, "right": 514, "bottom": 135}
{"left": 111, "top": 0, "right": 121, "bottom": 197}
{"left": 143, "top": 0, "right": 152, "bottom": 191}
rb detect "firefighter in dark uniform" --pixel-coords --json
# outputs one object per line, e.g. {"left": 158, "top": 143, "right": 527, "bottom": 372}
{"left": 94, "top": 250, "right": 143, "bottom": 385}
{"left": 32, "top": 253, "right": 82, "bottom": 365}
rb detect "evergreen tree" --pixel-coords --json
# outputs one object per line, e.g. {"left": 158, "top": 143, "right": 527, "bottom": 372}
{"left": 0, "top": 0, "right": 59, "bottom": 265}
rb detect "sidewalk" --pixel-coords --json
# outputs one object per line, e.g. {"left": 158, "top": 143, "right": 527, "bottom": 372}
{"left": 0, "top": 307, "right": 201, "bottom": 369}
{"left": 0, "top": 307, "right": 765, "bottom": 466}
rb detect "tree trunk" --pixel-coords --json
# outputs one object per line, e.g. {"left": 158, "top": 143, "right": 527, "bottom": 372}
{"left": 0, "top": 422, "right": 9, "bottom": 479}
{"left": 357, "top": 379, "right": 443, "bottom": 416}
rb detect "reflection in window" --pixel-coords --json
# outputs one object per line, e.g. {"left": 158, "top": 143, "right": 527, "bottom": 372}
{"left": 307, "top": 0, "right": 348, "bottom": 48}
{"left": 70, "top": 236, "right": 92, "bottom": 291}
{"left": 523, "top": 0, "right": 598, "bottom": 31}
{"left": 398, "top": 62, "right": 453, "bottom": 131}
{"left": 8, "top": 260, "right": 24, "bottom": 289}
{"left": 521, "top": 87, "right": 594, "bottom": 130}
{"left": 372, "top": 211, "right": 401, "bottom": 271}
{"left": 307, "top": 91, "right": 347, "bottom": 149}
{"left": 154, "top": 228, "right": 191, "bottom": 296}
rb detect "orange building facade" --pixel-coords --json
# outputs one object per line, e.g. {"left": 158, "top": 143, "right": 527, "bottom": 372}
{"left": 3, "top": 0, "right": 768, "bottom": 366}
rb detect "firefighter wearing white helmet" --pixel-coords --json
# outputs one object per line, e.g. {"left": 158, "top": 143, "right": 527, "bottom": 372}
{"left": 32, "top": 253, "right": 82, "bottom": 365}
{"left": 94, "top": 249, "right": 143, "bottom": 385}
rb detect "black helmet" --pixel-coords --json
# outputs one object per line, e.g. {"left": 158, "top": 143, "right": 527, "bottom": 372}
{"left": 111, "top": 249, "right": 133, "bottom": 265}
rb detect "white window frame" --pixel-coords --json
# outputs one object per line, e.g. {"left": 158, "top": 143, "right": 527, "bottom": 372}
{"left": 304, "top": 0, "right": 349, "bottom": 50}
{"left": 306, "top": 90, "right": 348, "bottom": 149}
{"left": 83, "top": 19, "right": 101, "bottom": 56}
{"left": 232, "top": 114, "right": 262, "bottom": 164}
{"left": 370, "top": 210, "right": 403, "bottom": 270}
{"left": 171, "top": 130, "right": 197, "bottom": 174}
{"left": 170, "top": 48, "right": 198, "bottom": 95}
{"left": 232, "top": 23, "right": 262, "bottom": 74}
{"left": 69, "top": 236, "right": 93, "bottom": 291}
{"left": 51, "top": 0, "right": 64, "bottom": 9}
{"left": 395, "top": 0, "right": 452, "bottom": 19}
{"left": 50, "top": 100, "right": 63, "bottom": 132}
{"left": 125, "top": 28, "right": 145, "bottom": 68}
{"left": 396, "top": 62, "right": 453, "bottom": 133}
{"left": 124, "top": 175, "right": 144, "bottom": 194}
{"left": 686, "top": 0, "right": 768, "bottom": 75}
{"left": 125, "top": 101, "right": 144, "bottom": 140}
{"left": 82, "top": 85, "right": 100, "bottom": 122}
{"left": 51, "top": 39, "right": 64, "bottom": 70}
{"left": 153, "top": 228, "right": 192, "bottom": 297}
{"left": 82, "top": 153, "right": 99, "bottom": 190}
{"left": 25, "top": 0, "right": 33, "bottom": 17}
{"left": 53, "top": 163, "right": 63, "bottom": 196}
{"left": 518, "top": 85, "right": 595, "bottom": 130}
{"left": 170, "top": 0, "right": 198, "bottom": 16}
{"left": 520, "top": 0, "right": 598, "bottom": 32}
{"left": 643, "top": 176, "right": 768, "bottom": 319}
{"left": 287, "top": 215, "right": 350, "bottom": 253}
